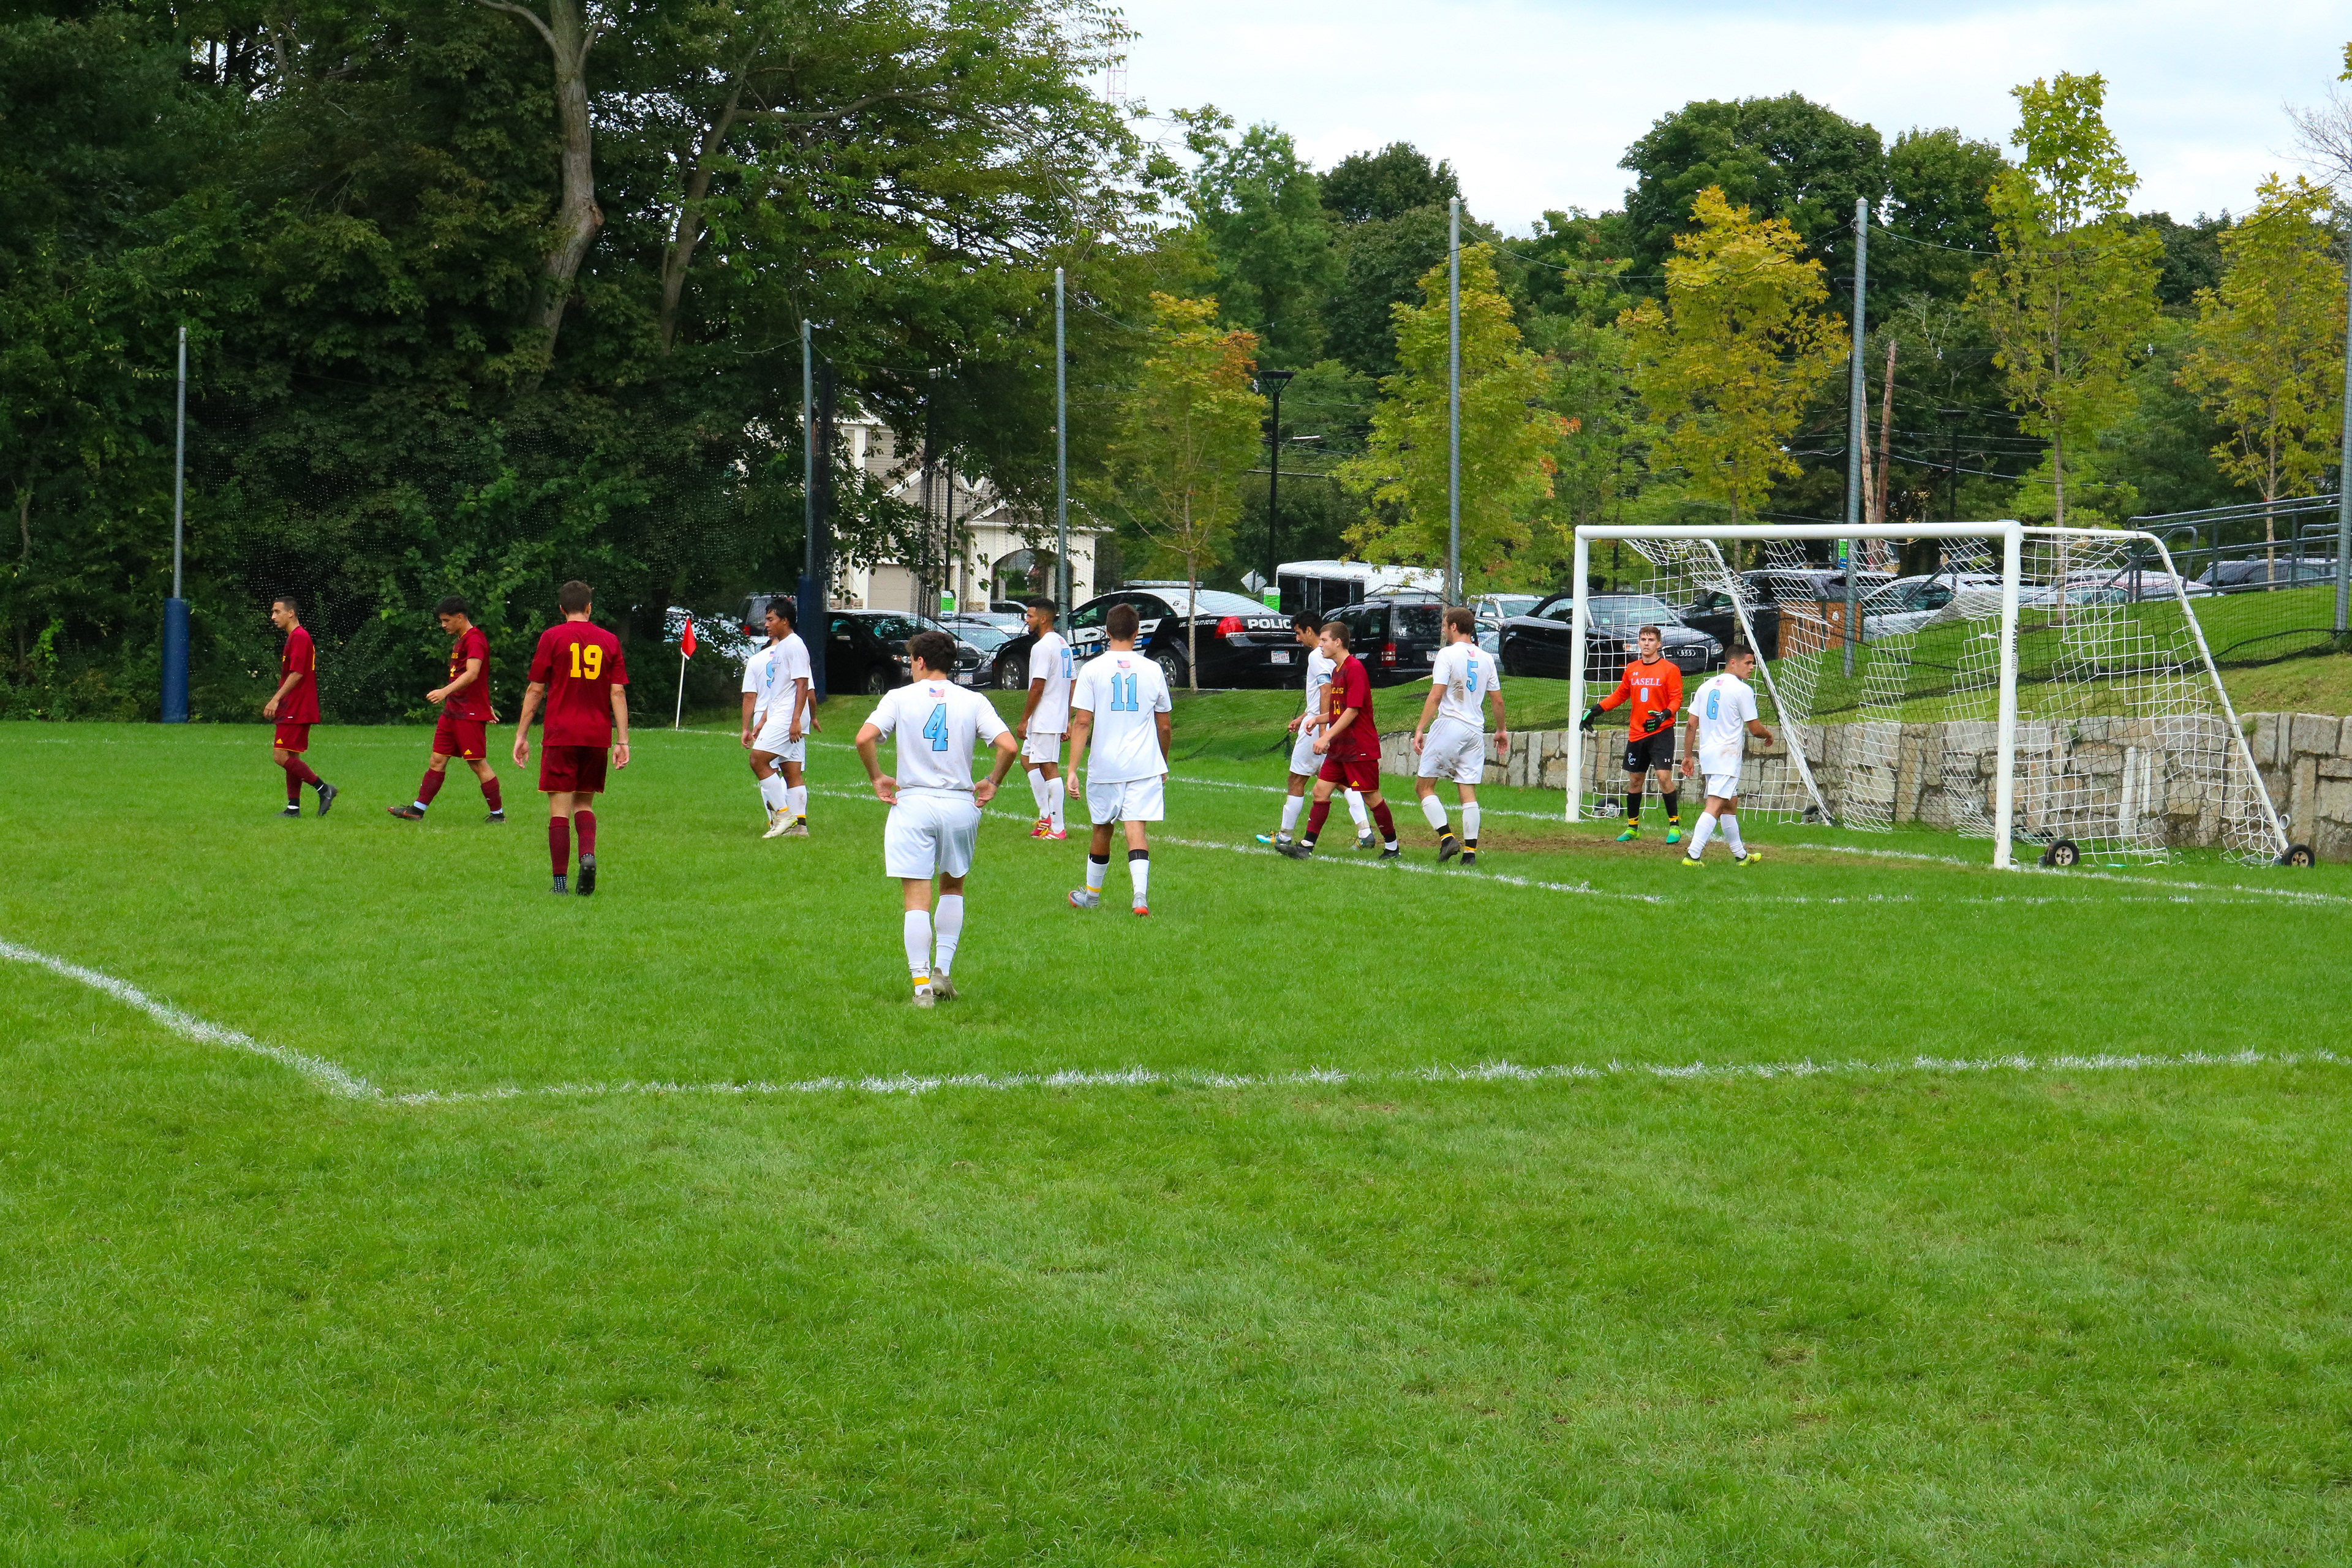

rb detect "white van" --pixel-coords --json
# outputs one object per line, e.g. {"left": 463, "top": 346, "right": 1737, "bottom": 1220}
{"left": 1275, "top": 559, "right": 1444, "bottom": 620}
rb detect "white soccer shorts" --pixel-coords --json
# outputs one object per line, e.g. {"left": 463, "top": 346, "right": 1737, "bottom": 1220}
{"left": 1703, "top": 772, "right": 1741, "bottom": 800}
{"left": 1416, "top": 717, "right": 1487, "bottom": 785}
{"left": 1085, "top": 774, "right": 1165, "bottom": 826}
{"left": 882, "top": 791, "right": 981, "bottom": 880}
{"left": 750, "top": 717, "right": 805, "bottom": 762}
{"left": 1023, "top": 729, "right": 1064, "bottom": 766}
{"left": 1286, "top": 727, "right": 1321, "bottom": 778}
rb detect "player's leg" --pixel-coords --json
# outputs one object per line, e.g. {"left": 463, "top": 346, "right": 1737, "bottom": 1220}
{"left": 391, "top": 752, "right": 453, "bottom": 820}
{"left": 1278, "top": 769, "right": 1341, "bottom": 857}
{"left": 750, "top": 750, "right": 786, "bottom": 834}
{"left": 273, "top": 745, "right": 304, "bottom": 816}
{"left": 1038, "top": 758, "right": 1065, "bottom": 837}
{"left": 1656, "top": 766, "right": 1683, "bottom": 845}
{"left": 572, "top": 788, "right": 600, "bottom": 894}
{"left": 274, "top": 727, "right": 330, "bottom": 815}
{"left": 546, "top": 787, "right": 577, "bottom": 891}
{"left": 1616, "top": 741, "right": 1646, "bottom": 840}
{"left": 902, "top": 873, "right": 938, "bottom": 1005}
{"left": 466, "top": 756, "right": 504, "bottom": 821}
{"left": 1360, "top": 768, "right": 1400, "bottom": 858}
{"left": 1071, "top": 783, "right": 1116, "bottom": 909}
{"left": 1717, "top": 794, "right": 1755, "bottom": 862}
{"left": 930, "top": 870, "right": 967, "bottom": 997}
{"left": 1268, "top": 769, "right": 1310, "bottom": 846}
{"left": 1414, "top": 772, "right": 1453, "bottom": 845}
{"left": 1023, "top": 760, "right": 1051, "bottom": 829}
{"left": 1457, "top": 780, "right": 1480, "bottom": 866}
{"left": 1121, "top": 777, "right": 1161, "bottom": 914}
{"left": 782, "top": 758, "right": 809, "bottom": 834}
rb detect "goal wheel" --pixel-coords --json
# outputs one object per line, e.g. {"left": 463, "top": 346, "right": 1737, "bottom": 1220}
{"left": 2277, "top": 843, "right": 2316, "bottom": 869}
{"left": 2040, "top": 839, "right": 2081, "bottom": 869}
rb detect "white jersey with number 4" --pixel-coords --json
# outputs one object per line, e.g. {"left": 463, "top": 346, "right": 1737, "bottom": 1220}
{"left": 1072, "top": 650, "right": 1170, "bottom": 782}
{"left": 1428, "top": 640, "right": 1499, "bottom": 728}
{"left": 1027, "top": 631, "right": 1074, "bottom": 733}
{"left": 1688, "top": 671, "right": 1758, "bottom": 777}
{"left": 865, "top": 680, "right": 1009, "bottom": 794}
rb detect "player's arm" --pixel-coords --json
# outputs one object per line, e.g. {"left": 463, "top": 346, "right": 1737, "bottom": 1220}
{"left": 1017, "top": 670, "right": 1047, "bottom": 741}
{"left": 1063, "top": 703, "right": 1094, "bottom": 797}
{"left": 1155, "top": 707, "right": 1172, "bottom": 778}
{"left": 1488, "top": 680, "right": 1509, "bottom": 756}
{"left": 609, "top": 684, "right": 631, "bottom": 767}
{"left": 262, "top": 665, "right": 300, "bottom": 717}
{"left": 1580, "top": 669, "right": 1634, "bottom": 730}
{"left": 790, "top": 677, "right": 813, "bottom": 738}
{"left": 1679, "top": 707, "right": 1700, "bottom": 778}
{"left": 854, "top": 721, "right": 896, "bottom": 802}
{"left": 511, "top": 681, "right": 546, "bottom": 764}
{"left": 429, "top": 656, "right": 483, "bottom": 707}
{"left": 976, "top": 726, "right": 1020, "bottom": 802}
{"left": 1411, "top": 677, "right": 1444, "bottom": 751}
{"left": 740, "top": 685, "right": 759, "bottom": 745}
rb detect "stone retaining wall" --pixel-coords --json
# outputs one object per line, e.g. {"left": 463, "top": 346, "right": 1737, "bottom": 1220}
{"left": 1373, "top": 711, "right": 2352, "bottom": 859}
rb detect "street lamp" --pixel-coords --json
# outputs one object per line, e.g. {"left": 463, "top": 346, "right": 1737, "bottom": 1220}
{"left": 1256, "top": 368, "right": 1294, "bottom": 608}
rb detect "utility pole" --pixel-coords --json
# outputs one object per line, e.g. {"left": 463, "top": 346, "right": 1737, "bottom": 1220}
{"left": 1447, "top": 196, "right": 1463, "bottom": 606}
{"left": 163, "top": 324, "right": 189, "bottom": 723}
{"left": 1258, "top": 368, "right": 1294, "bottom": 606}
{"left": 1842, "top": 197, "right": 1869, "bottom": 676}
{"left": 2337, "top": 232, "right": 2351, "bottom": 635}
{"left": 798, "top": 318, "right": 826, "bottom": 703}
{"left": 1055, "top": 266, "right": 1070, "bottom": 621}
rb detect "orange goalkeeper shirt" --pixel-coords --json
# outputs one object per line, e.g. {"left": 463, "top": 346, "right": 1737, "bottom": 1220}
{"left": 1599, "top": 656, "right": 1683, "bottom": 739}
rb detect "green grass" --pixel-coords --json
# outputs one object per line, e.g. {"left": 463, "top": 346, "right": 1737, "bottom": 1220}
{"left": 4, "top": 716, "right": 2350, "bottom": 1564}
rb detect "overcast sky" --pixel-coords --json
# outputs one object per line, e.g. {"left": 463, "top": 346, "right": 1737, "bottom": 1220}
{"left": 1112, "top": 0, "right": 2348, "bottom": 230}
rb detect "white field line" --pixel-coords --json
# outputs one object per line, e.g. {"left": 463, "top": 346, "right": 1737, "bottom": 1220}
{"left": 7, "top": 934, "right": 2342, "bottom": 1108}
{"left": 1795, "top": 842, "right": 2352, "bottom": 905}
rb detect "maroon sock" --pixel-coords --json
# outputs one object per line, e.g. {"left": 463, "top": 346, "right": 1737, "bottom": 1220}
{"left": 416, "top": 769, "right": 446, "bottom": 807}
{"left": 1304, "top": 798, "right": 1331, "bottom": 842}
{"left": 575, "top": 808, "right": 597, "bottom": 859}
{"left": 287, "top": 757, "right": 322, "bottom": 788}
{"left": 1371, "top": 801, "right": 1398, "bottom": 843}
{"left": 282, "top": 762, "right": 303, "bottom": 804}
{"left": 481, "top": 775, "right": 502, "bottom": 812}
{"left": 548, "top": 817, "right": 570, "bottom": 877}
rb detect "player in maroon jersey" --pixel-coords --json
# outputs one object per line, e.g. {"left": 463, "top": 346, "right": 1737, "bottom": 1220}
{"left": 512, "top": 580, "right": 630, "bottom": 894}
{"left": 262, "top": 595, "right": 337, "bottom": 818}
{"left": 389, "top": 595, "right": 505, "bottom": 824}
{"left": 1276, "top": 619, "right": 1400, "bottom": 859}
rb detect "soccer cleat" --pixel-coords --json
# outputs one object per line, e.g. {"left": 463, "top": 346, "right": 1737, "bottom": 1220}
{"left": 912, "top": 978, "right": 935, "bottom": 1008}
{"left": 576, "top": 853, "right": 597, "bottom": 895}
{"left": 1355, "top": 829, "right": 1376, "bottom": 850}
{"left": 784, "top": 818, "right": 809, "bottom": 837}
{"left": 1733, "top": 849, "right": 1762, "bottom": 866}
{"left": 1438, "top": 833, "right": 1461, "bottom": 863}
{"left": 550, "top": 874, "right": 568, "bottom": 894}
{"left": 1133, "top": 904, "right": 1150, "bottom": 917}
{"left": 1255, "top": 832, "right": 1287, "bottom": 846}
{"left": 1378, "top": 846, "right": 1401, "bottom": 861}
{"left": 763, "top": 814, "right": 791, "bottom": 839}
{"left": 1665, "top": 824, "right": 1682, "bottom": 845}
{"left": 1460, "top": 850, "right": 1477, "bottom": 868}
{"left": 1616, "top": 825, "right": 1641, "bottom": 842}
{"left": 1276, "top": 840, "right": 1314, "bottom": 860}
{"left": 278, "top": 804, "right": 303, "bottom": 818}
{"left": 1031, "top": 818, "right": 1050, "bottom": 838}
{"left": 1068, "top": 888, "right": 1101, "bottom": 910}
{"left": 314, "top": 781, "right": 338, "bottom": 816}
{"left": 388, "top": 804, "right": 426, "bottom": 821}
{"left": 486, "top": 810, "right": 505, "bottom": 824}
{"left": 1678, "top": 854, "right": 1703, "bottom": 869}
{"left": 930, "top": 972, "right": 959, "bottom": 1001}
{"left": 765, "top": 805, "right": 782, "bottom": 831}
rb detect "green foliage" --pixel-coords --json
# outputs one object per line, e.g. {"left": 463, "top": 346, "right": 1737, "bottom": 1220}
{"left": 1175, "top": 110, "right": 1335, "bottom": 364}
{"left": 1876, "top": 128, "right": 2009, "bottom": 304}
{"left": 1319, "top": 141, "right": 1460, "bottom": 225}
{"left": 1619, "top": 92, "right": 1884, "bottom": 280}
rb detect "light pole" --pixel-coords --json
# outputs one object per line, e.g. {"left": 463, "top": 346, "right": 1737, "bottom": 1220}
{"left": 1842, "top": 197, "right": 1869, "bottom": 676}
{"left": 1447, "top": 197, "right": 1461, "bottom": 606}
{"left": 1257, "top": 368, "right": 1294, "bottom": 606}
{"left": 1055, "top": 266, "right": 1069, "bottom": 621}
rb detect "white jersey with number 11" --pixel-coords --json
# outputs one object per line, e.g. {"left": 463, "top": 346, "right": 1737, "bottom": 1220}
{"left": 1072, "top": 651, "right": 1170, "bottom": 782}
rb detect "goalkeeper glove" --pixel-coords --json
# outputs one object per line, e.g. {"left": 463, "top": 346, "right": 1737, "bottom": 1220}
{"left": 1641, "top": 708, "right": 1673, "bottom": 736}
{"left": 1578, "top": 706, "right": 1602, "bottom": 732}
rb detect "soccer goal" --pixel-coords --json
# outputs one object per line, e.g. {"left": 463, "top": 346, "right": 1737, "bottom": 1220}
{"left": 1562, "top": 522, "right": 2294, "bottom": 869}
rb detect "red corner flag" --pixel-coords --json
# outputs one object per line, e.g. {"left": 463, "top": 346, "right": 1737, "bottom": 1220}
{"left": 680, "top": 617, "right": 698, "bottom": 658}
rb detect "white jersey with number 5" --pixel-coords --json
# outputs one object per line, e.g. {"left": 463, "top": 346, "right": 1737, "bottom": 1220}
{"left": 1428, "top": 640, "right": 1498, "bottom": 728}
{"left": 865, "top": 680, "right": 1008, "bottom": 793}
{"left": 1688, "top": 671, "right": 1757, "bottom": 777}
{"left": 1072, "top": 650, "right": 1170, "bottom": 782}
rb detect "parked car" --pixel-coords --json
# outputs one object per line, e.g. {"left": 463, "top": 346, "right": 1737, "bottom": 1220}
{"left": 944, "top": 621, "right": 1014, "bottom": 657}
{"left": 942, "top": 609, "right": 1028, "bottom": 635}
{"left": 1497, "top": 592, "right": 1722, "bottom": 681}
{"left": 988, "top": 587, "right": 1292, "bottom": 690}
{"left": 1320, "top": 594, "right": 1449, "bottom": 687}
{"left": 667, "top": 606, "right": 762, "bottom": 666}
{"left": 1856, "top": 574, "right": 2009, "bottom": 639}
{"left": 823, "top": 611, "right": 987, "bottom": 695}
{"left": 2200, "top": 556, "right": 2339, "bottom": 590}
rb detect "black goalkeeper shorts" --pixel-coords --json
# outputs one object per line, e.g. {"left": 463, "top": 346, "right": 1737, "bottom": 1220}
{"left": 1623, "top": 728, "right": 1676, "bottom": 774}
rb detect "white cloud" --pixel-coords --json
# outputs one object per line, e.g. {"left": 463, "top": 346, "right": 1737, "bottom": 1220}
{"left": 1114, "top": 0, "right": 2348, "bottom": 228}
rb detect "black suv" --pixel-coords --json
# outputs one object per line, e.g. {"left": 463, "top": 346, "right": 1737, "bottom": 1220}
{"left": 823, "top": 611, "right": 986, "bottom": 695}
{"left": 1327, "top": 594, "right": 1446, "bottom": 687}
{"left": 1498, "top": 592, "right": 1722, "bottom": 680}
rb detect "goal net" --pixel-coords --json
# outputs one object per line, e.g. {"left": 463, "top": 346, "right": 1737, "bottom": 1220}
{"left": 1564, "top": 523, "right": 2290, "bottom": 868}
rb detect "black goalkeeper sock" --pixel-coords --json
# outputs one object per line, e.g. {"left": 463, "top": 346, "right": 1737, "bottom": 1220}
{"left": 1664, "top": 788, "right": 1681, "bottom": 824}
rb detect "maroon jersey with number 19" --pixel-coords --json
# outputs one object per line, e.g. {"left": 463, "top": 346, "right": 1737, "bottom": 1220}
{"left": 529, "top": 620, "right": 628, "bottom": 746}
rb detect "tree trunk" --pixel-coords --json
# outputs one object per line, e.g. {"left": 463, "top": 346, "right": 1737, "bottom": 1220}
{"left": 1872, "top": 337, "right": 1898, "bottom": 526}
{"left": 1186, "top": 555, "right": 1199, "bottom": 693}
{"left": 657, "top": 76, "right": 747, "bottom": 355}
{"left": 482, "top": 0, "right": 603, "bottom": 375}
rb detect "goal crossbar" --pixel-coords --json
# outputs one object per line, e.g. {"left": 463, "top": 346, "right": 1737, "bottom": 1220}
{"left": 1567, "top": 522, "right": 2027, "bottom": 868}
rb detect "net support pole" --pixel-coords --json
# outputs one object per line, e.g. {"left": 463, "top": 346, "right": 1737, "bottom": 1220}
{"left": 1842, "top": 197, "right": 1868, "bottom": 679}
{"left": 1564, "top": 530, "right": 1590, "bottom": 821}
{"left": 1991, "top": 522, "right": 2021, "bottom": 870}
{"left": 797, "top": 319, "right": 826, "bottom": 705}
{"left": 1446, "top": 197, "right": 1462, "bottom": 608}
{"left": 163, "top": 323, "right": 190, "bottom": 724}
{"left": 2337, "top": 232, "right": 2351, "bottom": 635}
{"left": 1055, "top": 266, "right": 1070, "bottom": 621}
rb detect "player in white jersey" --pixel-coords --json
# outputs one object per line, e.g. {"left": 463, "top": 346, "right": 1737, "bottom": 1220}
{"left": 855, "top": 630, "right": 1020, "bottom": 1005}
{"left": 1064, "top": 603, "right": 1172, "bottom": 915}
{"left": 1258, "top": 611, "right": 1374, "bottom": 850}
{"left": 1678, "top": 644, "right": 1773, "bottom": 867}
{"left": 745, "top": 600, "right": 816, "bottom": 838}
{"left": 1410, "top": 606, "right": 1509, "bottom": 866}
{"left": 1013, "top": 596, "right": 1073, "bottom": 840}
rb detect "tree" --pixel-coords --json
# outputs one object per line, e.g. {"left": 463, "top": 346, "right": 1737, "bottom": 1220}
{"left": 1104, "top": 295, "right": 1262, "bottom": 689}
{"left": 1618, "top": 187, "right": 1844, "bottom": 527}
{"left": 1321, "top": 143, "right": 1458, "bottom": 225}
{"left": 1338, "top": 244, "right": 1562, "bottom": 587}
{"left": 2177, "top": 175, "right": 2348, "bottom": 549}
{"left": 1175, "top": 111, "right": 1335, "bottom": 363}
{"left": 1970, "top": 72, "right": 2163, "bottom": 530}
{"left": 1619, "top": 94, "right": 1884, "bottom": 279}
{"left": 1878, "top": 128, "right": 2008, "bottom": 304}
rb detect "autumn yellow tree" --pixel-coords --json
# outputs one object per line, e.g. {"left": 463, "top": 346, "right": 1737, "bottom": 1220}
{"left": 1338, "top": 244, "right": 1562, "bottom": 589}
{"left": 1618, "top": 187, "right": 1844, "bottom": 526}
{"left": 1105, "top": 294, "right": 1264, "bottom": 690}
{"left": 2177, "top": 175, "right": 2347, "bottom": 554}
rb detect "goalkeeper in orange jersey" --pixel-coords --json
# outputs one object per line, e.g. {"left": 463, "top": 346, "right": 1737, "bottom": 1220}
{"left": 1579, "top": 625, "right": 1686, "bottom": 843}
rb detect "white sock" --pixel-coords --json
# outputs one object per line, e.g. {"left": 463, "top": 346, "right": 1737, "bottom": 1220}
{"left": 1463, "top": 804, "right": 1480, "bottom": 845}
{"left": 1722, "top": 814, "right": 1746, "bottom": 856}
{"left": 1085, "top": 854, "right": 1108, "bottom": 892}
{"left": 787, "top": 783, "right": 806, "bottom": 820}
{"left": 1047, "top": 778, "right": 1066, "bottom": 832}
{"left": 1344, "top": 789, "right": 1371, "bottom": 830}
{"left": 902, "top": 910, "right": 932, "bottom": 979}
{"left": 1128, "top": 850, "right": 1150, "bottom": 908}
{"left": 1279, "top": 794, "right": 1304, "bottom": 836}
{"left": 1419, "top": 794, "right": 1449, "bottom": 832}
{"left": 933, "top": 894, "right": 963, "bottom": 974}
{"left": 758, "top": 773, "right": 785, "bottom": 813}
{"left": 1689, "top": 811, "right": 1719, "bottom": 857}
{"left": 1027, "top": 769, "right": 1050, "bottom": 816}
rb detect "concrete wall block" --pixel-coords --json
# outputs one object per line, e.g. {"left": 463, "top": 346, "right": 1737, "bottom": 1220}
{"left": 2318, "top": 779, "right": 2352, "bottom": 824}
{"left": 2248, "top": 713, "right": 2278, "bottom": 766}
{"left": 2337, "top": 713, "right": 2352, "bottom": 756}
{"left": 1541, "top": 758, "right": 1566, "bottom": 790}
{"left": 2293, "top": 713, "right": 2338, "bottom": 756}
{"left": 2293, "top": 756, "right": 2320, "bottom": 843}
{"left": 2320, "top": 757, "right": 2352, "bottom": 780}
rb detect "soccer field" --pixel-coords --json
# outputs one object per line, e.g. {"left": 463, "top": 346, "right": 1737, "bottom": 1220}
{"left": 4, "top": 712, "right": 2350, "bottom": 1564}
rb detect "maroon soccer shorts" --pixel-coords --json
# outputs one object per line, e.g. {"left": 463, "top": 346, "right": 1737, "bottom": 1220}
{"left": 1317, "top": 755, "right": 1381, "bottom": 791}
{"left": 538, "top": 743, "right": 609, "bottom": 794}
{"left": 432, "top": 712, "right": 488, "bottom": 761}
{"left": 273, "top": 722, "right": 311, "bottom": 753}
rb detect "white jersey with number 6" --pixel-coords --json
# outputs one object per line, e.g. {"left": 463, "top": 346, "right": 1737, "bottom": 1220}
{"left": 1428, "top": 640, "right": 1499, "bottom": 728}
{"left": 1688, "top": 671, "right": 1758, "bottom": 777}
{"left": 1072, "top": 650, "right": 1170, "bottom": 782}
{"left": 864, "top": 680, "right": 1008, "bottom": 794}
